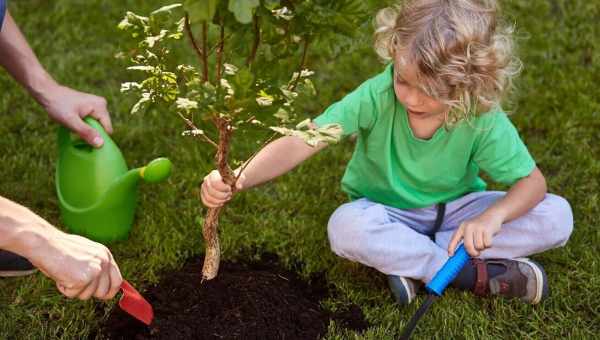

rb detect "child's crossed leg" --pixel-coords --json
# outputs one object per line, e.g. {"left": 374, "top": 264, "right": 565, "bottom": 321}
{"left": 327, "top": 192, "right": 573, "bottom": 304}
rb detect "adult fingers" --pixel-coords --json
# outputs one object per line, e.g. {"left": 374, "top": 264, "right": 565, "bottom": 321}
{"left": 77, "top": 277, "right": 100, "bottom": 301}
{"left": 447, "top": 227, "right": 464, "bottom": 256}
{"left": 95, "top": 254, "right": 122, "bottom": 300}
{"left": 106, "top": 263, "right": 123, "bottom": 300}
{"left": 86, "top": 96, "right": 113, "bottom": 134}
{"left": 68, "top": 115, "right": 104, "bottom": 147}
{"left": 57, "top": 283, "right": 82, "bottom": 299}
{"left": 93, "top": 270, "right": 111, "bottom": 300}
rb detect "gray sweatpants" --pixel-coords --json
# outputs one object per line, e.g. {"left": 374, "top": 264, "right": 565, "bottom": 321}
{"left": 327, "top": 191, "right": 573, "bottom": 283}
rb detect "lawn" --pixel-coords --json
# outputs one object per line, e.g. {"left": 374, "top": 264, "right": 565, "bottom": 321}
{"left": 0, "top": 0, "right": 598, "bottom": 339}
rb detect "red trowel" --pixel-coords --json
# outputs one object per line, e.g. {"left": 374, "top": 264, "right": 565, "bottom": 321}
{"left": 119, "top": 280, "right": 154, "bottom": 325}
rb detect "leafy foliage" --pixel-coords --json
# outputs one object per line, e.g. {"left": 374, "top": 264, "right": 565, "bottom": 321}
{"left": 117, "top": 1, "right": 369, "bottom": 153}
{"left": 117, "top": 0, "right": 368, "bottom": 281}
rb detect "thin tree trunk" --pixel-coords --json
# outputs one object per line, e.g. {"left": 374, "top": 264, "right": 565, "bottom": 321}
{"left": 201, "top": 117, "right": 235, "bottom": 281}
{"left": 201, "top": 206, "right": 222, "bottom": 281}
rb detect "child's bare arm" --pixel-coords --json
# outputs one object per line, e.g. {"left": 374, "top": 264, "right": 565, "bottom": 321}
{"left": 448, "top": 167, "right": 547, "bottom": 256}
{"left": 482, "top": 166, "right": 547, "bottom": 222}
{"left": 236, "top": 135, "right": 328, "bottom": 190}
{"left": 200, "top": 135, "right": 328, "bottom": 208}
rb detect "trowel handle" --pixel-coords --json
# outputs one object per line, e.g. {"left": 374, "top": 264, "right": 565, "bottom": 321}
{"left": 425, "top": 244, "right": 470, "bottom": 296}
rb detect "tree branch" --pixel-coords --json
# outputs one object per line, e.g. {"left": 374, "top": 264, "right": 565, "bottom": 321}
{"left": 177, "top": 111, "right": 218, "bottom": 148}
{"left": 245, "top": 14, "right": 260, "bottom": 66}
{"left": 201, "top": 21, "right": 209, "bottom": 82}
{"left": 206, "top": 33, "right": 233, "bottom": 57}
{"left": 216, "top": 18, "right": 225, "bottom": 81}
{"left": 184, "top": 13, "right": 204, "bottom": 66}
{"left": 290, "top": 36, "right": 310, "bottom": 91}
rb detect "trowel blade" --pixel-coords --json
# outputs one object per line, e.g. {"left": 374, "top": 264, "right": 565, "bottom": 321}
{"left": 119, "top": 280, "right": 154, "bottom": 325}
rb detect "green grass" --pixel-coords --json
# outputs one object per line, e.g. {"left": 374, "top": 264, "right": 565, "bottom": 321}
{"left": 1, "top": 0, "right": 599, "bottom": 339}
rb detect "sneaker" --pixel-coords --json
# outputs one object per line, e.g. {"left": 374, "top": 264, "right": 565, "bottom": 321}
{"left": 0, "top": 250, "right": 37, "bottom": 277}
{"left": 472, "top": 258, "right": 549, "bottom": 304}
{"left": 388, "top": 276, "right": 419, "bottom": 305}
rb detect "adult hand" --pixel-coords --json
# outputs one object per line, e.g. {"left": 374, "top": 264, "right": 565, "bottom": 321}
{"left": 0, "top": 11, "right": 112, "bottom": 147}
{"left": 28, "top": 228, "right": 123, "bottom": 300}
{"left": 447, "top": 212, "right": 503, "bottom": 257}
{"left": 39, "top": 83, "right": 113, "bottom": 148}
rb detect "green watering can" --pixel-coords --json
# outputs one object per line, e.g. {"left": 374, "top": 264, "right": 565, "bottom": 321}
{"left": 56, "top": 117, "right": 172, "bottom": 244}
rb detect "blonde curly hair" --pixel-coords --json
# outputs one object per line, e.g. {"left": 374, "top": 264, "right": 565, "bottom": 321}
{"left": 374, "top": 0, "right": 521, "bottom": 124}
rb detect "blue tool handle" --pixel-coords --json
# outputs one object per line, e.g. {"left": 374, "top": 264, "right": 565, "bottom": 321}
{"left": 425, "top": 244, "right": 470, "bottom": 296}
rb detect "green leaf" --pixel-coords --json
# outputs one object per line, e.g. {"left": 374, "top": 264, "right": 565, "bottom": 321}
{"left": 231, "top": 67, "right": 253, "bottom": 96}
{"left": 118, "top": 11, "right": 149, "bottom": 31}
{"left": 176, "top": 97, "right": 199, "bottom": 111}
{"left": 143, "top": 29, "right": 168, "bottom": 48}
{"left": 296, "top": 118, "right": 311, "bottom": 129}
{"left": 263, "top": 0, "right": 280, "bottom": 10}
{"left": 120, "top": 82, "right": 142, "bottom": 93}
{"left": 127, "top": 65, "right": 156, "bottom": 72}
{"left": 131, "top": 92, "right": 151, "bottom": 114}
{"left": 185, "top": 0, "right": 220, "bottom": 23}
{"left": 150, "top": 3, "right": 183, "bottom": 16}
{"left": 228, "top": 0, "right": 259, "bottom": 24}
{"left": 274, "top": 107, "right": 289, "bottom": 122}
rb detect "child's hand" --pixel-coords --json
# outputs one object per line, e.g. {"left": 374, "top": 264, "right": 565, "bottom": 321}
{"left": 447, "top": 213, "right": 503, "bottom": 257}
{"left": 200, "top": 170, "right": 245, "bottom": 208}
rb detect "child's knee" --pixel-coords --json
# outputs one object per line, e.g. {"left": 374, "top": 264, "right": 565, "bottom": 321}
{"left": 327, "top": 203, "right": 369, "bottom": 257}
{"left": 540, "top": 194, "right": 574, "bottom": 247}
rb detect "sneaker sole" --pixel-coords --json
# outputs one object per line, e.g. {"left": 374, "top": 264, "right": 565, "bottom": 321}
{"left": 388, "top": 276, "right": 417, "bottom": 304}
{"left": 0, "top": 269, "right": 37, "bottom": 277}
{"left": 399, "top": 277, "right": 415, "bottom": 304}
{"left": 514, "top": 258, "right": 545, "bottom": 304}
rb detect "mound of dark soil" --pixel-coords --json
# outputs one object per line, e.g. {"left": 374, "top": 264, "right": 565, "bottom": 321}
{"left": 101, "top": 255, "right": 368, "bottom": 339}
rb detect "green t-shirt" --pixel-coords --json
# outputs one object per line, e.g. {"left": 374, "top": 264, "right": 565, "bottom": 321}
{"left": 314, "top": 64, "right": 535, "bottom": 209}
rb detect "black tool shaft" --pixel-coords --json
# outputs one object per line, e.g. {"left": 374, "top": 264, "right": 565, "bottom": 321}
{"left": 399, "top": 294, "right": 438, "bottom": 340}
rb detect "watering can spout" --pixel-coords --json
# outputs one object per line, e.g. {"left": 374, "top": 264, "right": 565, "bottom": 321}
{"left": 139, "top": 158, "right": 172, "bottom": 183}
{"left": 117, "top": 157, "right": 172, "bottom": 189}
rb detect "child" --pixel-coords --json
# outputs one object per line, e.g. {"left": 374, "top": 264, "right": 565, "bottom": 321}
{"left": 200, "top": 0, "right": 573, "bottom": 305}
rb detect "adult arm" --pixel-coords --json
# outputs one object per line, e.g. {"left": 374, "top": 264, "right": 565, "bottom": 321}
{"left": 0, "top": 196, "right": 123, "bottom": 300}
{"left": 0, "top": 10, "right": 112, "bottom": 147}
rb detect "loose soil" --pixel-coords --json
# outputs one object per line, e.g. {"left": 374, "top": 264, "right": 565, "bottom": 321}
{"left": 100, "top": 255, "right": 369, "bottom": 339}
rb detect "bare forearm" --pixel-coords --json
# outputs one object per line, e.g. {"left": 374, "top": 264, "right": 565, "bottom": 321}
{"left": 482, "top": 167, "right": 547, "bottom": 223}
{"left": 237, "top": 136, "right": 327, "bottom": 190}
{"left": 0, "top": 196, "right": 123, "bottom": 300}
{"left": 0, "top": 11, "right": 57, "bottom": 102}
{"left": 0, "top": 196, "right": 56, "bottom": 260}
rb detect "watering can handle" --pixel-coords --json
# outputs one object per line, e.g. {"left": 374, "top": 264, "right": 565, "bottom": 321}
{"left": 58, "top": 117, "right": 108, "bottom": 149}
